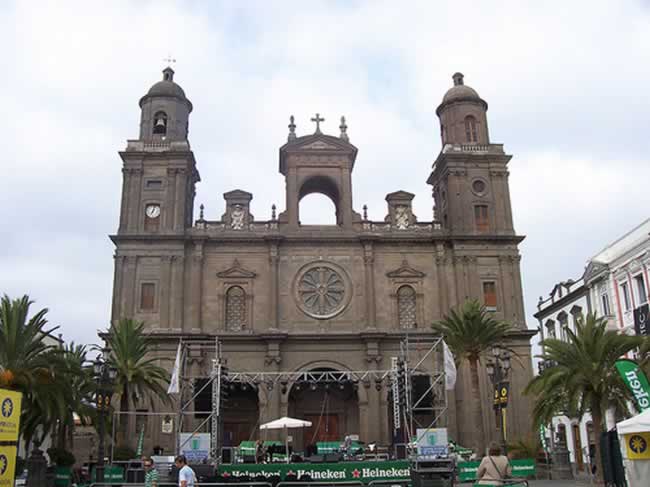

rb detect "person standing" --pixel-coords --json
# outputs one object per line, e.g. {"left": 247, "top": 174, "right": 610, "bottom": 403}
{"left": 476, "top": 443, "right": 512, "bottom": 486}
{"left": 174, "top": 455, "right": 197, "bottom": 487}
{"left": 143, "top": 457, "right": 159, "bottom": 487}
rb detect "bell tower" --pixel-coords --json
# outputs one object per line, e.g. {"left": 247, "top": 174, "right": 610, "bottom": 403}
{"left": 428, "top": 73, "right": 514, "bottom": 236}
{"left": 117, "top": 67, "right": 200, "bottom": 236}
{"left": 278, "top": 114, "right": 361, "bottom": 228}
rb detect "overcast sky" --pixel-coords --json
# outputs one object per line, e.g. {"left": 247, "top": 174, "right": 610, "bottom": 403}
{"left": 1, "top": 1, "right": 649, "bottom": 351}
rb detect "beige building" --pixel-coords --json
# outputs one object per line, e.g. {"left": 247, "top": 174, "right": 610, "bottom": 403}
{"left": 109, "top": 68, "right": 535, "bottom": 453}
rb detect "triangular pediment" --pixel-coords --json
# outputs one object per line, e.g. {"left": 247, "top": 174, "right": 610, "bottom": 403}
{"left": 283, "top": 133, "right": 356, "bottom": 151}
{"left": 386, "top": 260, "right": 426, "bottom": 278}
{"left": 386, "top": 190, "right": 415, "bottom": 201}
{"left": 279, "top": 133, "right": 358, "bottom": 174}
{"left": 216, "top": 259, "right": 257, "bottom": 278}
{"left": 583, "top": 260, "right": 607, "bottom": 282}
{"left": 223, "top": 189, "right": 253, "bottom": 200}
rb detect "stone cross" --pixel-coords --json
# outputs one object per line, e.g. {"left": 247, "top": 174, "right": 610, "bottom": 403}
{"left": 311, "top": 113, "right": 325, "bottom": 133}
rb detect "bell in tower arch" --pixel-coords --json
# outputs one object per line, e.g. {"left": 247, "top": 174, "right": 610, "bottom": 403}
{"left": 153, "top": 111, "right": 167, "bottom": 135}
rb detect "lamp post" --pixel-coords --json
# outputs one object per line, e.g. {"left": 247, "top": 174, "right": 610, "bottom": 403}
{"left": 486, "top": 345, "right": 511, "bottom": 455}
{"left": 93, "top": 348, "right": 117, "bottom": 486}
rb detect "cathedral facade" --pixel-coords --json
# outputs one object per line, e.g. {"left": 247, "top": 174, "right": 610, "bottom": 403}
{"left": 110, "top": 67, "right": 535, "bottom": 453}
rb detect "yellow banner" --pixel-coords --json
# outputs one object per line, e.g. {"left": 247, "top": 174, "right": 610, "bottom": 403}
{"left": 0, "top": 389, "right": 22, "bottom": 442}
{"left": 625, "top": 432, "right": 650, "bottom": 460}
{"left": 0, "top": 445, "right": 17, "bottom": 486}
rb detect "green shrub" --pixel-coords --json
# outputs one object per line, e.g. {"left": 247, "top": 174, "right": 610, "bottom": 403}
{"left": 112, "top": 445, "right": 136, "bottom": 461}
{"left": 47, "top": 447, "right": 76, "bottom": 467}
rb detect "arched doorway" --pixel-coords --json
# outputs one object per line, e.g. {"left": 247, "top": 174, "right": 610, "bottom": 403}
{"left": 288, "top": 368, "right": 359, "bottom": 451}
{"left": 222, "top": 384, "right": 260, "bottom": 447}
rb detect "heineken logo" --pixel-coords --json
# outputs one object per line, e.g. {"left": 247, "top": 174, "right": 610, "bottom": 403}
{"left": 625, "top": 370, "right": 650, "bottom": 409}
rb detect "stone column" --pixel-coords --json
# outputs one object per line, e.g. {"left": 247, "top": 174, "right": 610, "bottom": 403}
{"left": 362, "top": 241, "right": 376, "bottom": 327}
{"left": 127, "top": 168, "right": 143, "bottom": 232}
{"left": 118, "top": 168, "right": 130, "bottom": 232}
{"left": 122, "top": 256, "right": 138, "bottom": 317}
{"left": 159, "top": 255, "right": 173, "bottom": 328}
{"left": 174, "top": 168, "right": 187, "bottom": 232}
{"left": 166, "top": 167, "right": 178, "bottom": 231}
{"left": 171, "top": 255, "right": 184, "bottom": 331}
{"left": 187, "top": 242, "right": 203, "bottom": 332}
{"left": 268, "top": 241, "right": 280, "bottom": 328}
{"left": 111, "top": 254, "right": 125, "bottom": 323}
{"left": 340, "top": 166, "right": 354, "bottom": 227}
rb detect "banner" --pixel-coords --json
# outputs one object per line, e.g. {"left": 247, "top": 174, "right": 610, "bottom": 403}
{"left": 0, "top": 389, "right": 22, "bottom": 442}
{"left": 135, "top": 423, "right": 145, "bottom": 457}
{"left": 635, "top": 304, "right": 650, "bottom": 336}
{"left": 220, "top": 460, "right": 410, "bottom": 484}
{"left": 179, "top": 432, "right": 210, "bottom": 462}
{"left": 615, "top": 359, "right": 650, "bottom": 411}
{"left": 624, "top": 432, "right": 650, "bottom": 460}
{"left": 416, "top": 428, "right": 448, "bottom": 458}
{"left": 457, "top": 459, "right": 536, "bottom": 482}
{"left": 0, "top": 445, "right": 17, "bottom": 487}
{"left": 167, "top": 342, "right": 182, "bottom": 394}
{"left": 443, "top": 341, "right": 457, "bottom": 390}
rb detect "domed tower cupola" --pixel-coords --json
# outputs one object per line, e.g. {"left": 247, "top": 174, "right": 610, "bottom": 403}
{"left": 138, "top": 67, "right": 193, "bottom": 142}
{"left": 436, "top": 72, "right": 489, "bottom": 145}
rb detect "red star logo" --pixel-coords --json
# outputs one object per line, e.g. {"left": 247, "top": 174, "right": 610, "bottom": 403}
{"left": 352, "top": 469, "right": 361, "bottom": 479}
{"left": 287, "top": 470, "right": 295, "bottom": 476}
{"left": 222, "top": 472, "right": 231, "bottom": 477}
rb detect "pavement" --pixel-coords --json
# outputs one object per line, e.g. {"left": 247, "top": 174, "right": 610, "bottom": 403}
{"left": 516, "top": 481, "right": 596, "bottom": 487}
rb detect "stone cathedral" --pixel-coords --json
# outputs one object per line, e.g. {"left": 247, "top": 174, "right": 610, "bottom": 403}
{"left": 110, "top": 67, "right": 535, "bottom": 453}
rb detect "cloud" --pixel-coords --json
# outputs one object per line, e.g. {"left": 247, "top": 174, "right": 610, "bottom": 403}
{"left": 1, "top": 0, "right": 649, "bottom": 348}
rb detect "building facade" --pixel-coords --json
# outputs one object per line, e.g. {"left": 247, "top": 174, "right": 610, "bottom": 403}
{"left": 535, "top": 218, "right": 650, "bottom": 474}
{"left": 109, "top": 68, "right": 535, "bottom": 453}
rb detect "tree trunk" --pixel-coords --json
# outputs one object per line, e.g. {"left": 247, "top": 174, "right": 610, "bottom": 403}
{"left": 469, "top": 357, "right": 486, "bottom": 454}
{"left": 119, "top": 384, "right": 130, "bottom": 445}
{"left": 590, "top": 399, "right": 604, "bottom": 483}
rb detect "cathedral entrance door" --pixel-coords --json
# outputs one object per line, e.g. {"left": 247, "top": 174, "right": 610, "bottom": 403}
{"left": 304, "top": 414, "right": 339, "bottom": 442}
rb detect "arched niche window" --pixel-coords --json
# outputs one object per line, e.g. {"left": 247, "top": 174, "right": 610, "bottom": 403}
{"left": 225, "top": 286, "right": 246, "bottom": 331}
{"left": 464, "top": 115, "right": 478, "bottom": 143}
{"left": 153, "top": 111, "right": 168, "bottom": 135}
{"left": 397, "top": 285, "right": 417, "bottom": 329}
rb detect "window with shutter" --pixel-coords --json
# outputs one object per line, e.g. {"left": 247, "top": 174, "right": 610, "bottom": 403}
{"left": 482, "top": 281, "right": 497, "bottom": 310}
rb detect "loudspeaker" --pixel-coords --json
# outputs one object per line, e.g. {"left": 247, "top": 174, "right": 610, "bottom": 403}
{"left": 325, "top": 453, "right": 342, "bottom": 463}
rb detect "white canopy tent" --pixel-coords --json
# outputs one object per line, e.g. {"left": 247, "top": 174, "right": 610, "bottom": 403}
{"left": 260, "top": 416, "right": 312, "bottom": 463}
{"left": 617, "top": 409, "right": 650, "bottom": 487}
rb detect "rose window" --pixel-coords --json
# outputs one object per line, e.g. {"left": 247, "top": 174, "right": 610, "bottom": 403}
{"left": 297, "top": 266, "right": 348, "bottom": 318}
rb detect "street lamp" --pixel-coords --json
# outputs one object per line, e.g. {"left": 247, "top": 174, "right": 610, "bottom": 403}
{"left": 486, "top": 346, "right": 511, "bottom": 455}
{"left": 93, "top": 347, "right": 117, "bottom": 485}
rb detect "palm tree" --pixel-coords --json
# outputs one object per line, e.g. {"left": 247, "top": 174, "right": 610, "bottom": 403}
{"left": 525, "top": 313, "right": 644, "bottom": 480}
{"left": 0, "top": 294, "right": 59, "bottom": 390}
{"left": 0, "top": 294, "right": 67, "bottom": 451}
{"left": 432, "top": 299, "right": 513, "bottom": 453}
{"left": 54, "top": 343, "right": 96, "bottom": 450}
{"left": 104, "top": 318, "right": 170, "bottom": 446}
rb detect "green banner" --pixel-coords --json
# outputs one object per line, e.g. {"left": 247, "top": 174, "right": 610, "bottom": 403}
{"left": 219, "top": 460, "right": 410, "bottom": 484}
{"left": 615, "top": 359, "right": 650, "bottom": 411}
{"left": 457, "top": 459, "right": 536, "bottom": 482}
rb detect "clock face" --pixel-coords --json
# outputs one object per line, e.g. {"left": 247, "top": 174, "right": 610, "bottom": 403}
{"left": 145, "top": 204, "right": 161, "bottom": 219}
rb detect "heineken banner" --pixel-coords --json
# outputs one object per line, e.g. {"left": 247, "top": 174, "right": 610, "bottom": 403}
{"left": 219, "top": 460, "right": 410, "bottom": 484}
{"left": 457, "top": 459, "right": 536, "bottom": 482}
{"left": 615, "top": 359, "right": 650, "bottom": 412}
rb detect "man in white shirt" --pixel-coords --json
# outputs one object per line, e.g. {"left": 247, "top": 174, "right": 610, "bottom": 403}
{"left": 174, "top": 455, "right": 196, "bottom": 487}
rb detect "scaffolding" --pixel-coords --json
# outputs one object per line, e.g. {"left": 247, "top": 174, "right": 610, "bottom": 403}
{"left": 161, "top": 332, "right": 447, "bottom": 463}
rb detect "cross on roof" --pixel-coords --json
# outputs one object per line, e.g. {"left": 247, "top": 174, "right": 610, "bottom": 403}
{"left": 311, "top": 113, "right": 325, "bottom": 134}
{"left": 163, "top": 55, "right": 176, "bottom": 66}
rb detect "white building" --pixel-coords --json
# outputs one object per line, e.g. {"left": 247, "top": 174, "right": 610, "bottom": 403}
{"left": 534, "top": 218, "right": 650, "bottom": 475}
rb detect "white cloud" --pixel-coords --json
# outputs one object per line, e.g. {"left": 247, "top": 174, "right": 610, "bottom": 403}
{"left": 1, "top": 0, "right": 649, "bottom": 345}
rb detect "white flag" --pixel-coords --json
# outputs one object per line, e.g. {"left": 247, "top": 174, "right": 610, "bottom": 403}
{"left": 167, "top": 342, "right": 182, "bottom": 394}
{"left": 443, "top": 341, "right": 457, "bottom": 390}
